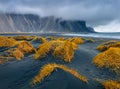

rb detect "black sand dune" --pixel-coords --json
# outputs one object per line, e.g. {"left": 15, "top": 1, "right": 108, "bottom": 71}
{"left": 0, "top": 36, "right": 117, "bottom": 89}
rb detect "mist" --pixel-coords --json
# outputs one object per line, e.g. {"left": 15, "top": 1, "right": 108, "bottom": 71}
{"left": 0, "top": 0, "right": 120, "bottom": 32}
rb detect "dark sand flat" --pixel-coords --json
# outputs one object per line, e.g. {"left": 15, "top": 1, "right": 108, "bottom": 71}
{"left": 0, "top": 37, "right": 118, "bottom": 89}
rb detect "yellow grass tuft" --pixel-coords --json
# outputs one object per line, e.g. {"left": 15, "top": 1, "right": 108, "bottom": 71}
{"left": 103, "top": 80, "right": 120, "bottom": 89}
{"left": 32, "top": 63, "right": 88, "bottom": 84}
{"left": 53, "top": 41, "right": 78, "bottom": 62}
{"left": 13, "top": 48, "right": 24, "bottom": 60}
{"left": 34, "top": 40, "right": 78, "bottom": 62}
{"left": 40, "top": 37, "right": 48, "bottom": 43}
{"left": 96, "top": 40, "right": 119, "bottom": 52}
{"left": 96, "top": 45, "right": 108, "bottom": 52}
{"left": 56, "top": 37, "right": 65, "bottom": 41}
{"left": 0, "top": 36, "right": 18, "bottom": 47}
{"left": 17, "top": 41, "right": 36, "bottom": 54}
{"left": 87, "top": 38, "right": 95, "bottom": 42}
{"left": 99, "top": 39, "right": 105, "bottom": 42}
{"left": 30, "top": 36, "right": 48, "bottom": 43}
{"left": 66, "top": 37, "right": 84, "bottom": 44}
{"left": 103, "top": 40, "right": 118, "bottom": 45}
{"left": 0, "top": 55, "right": 14, "bottom": 64}
{"left": 82, "top": 38, "right": 95, "bottom": 43}
{"left": 93, "top": 47, "right": 120, "bottom": 73}
{"left": 13, "top": 36, "right": 34, "bottom": 41}
{"left": 13, "top": 41, "right": 36, "bottom": 60}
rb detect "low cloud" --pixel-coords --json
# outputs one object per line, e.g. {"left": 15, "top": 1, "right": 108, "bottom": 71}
{"left": 0, "top": 0, "right": 120, "bottom": 32}
{"left": 94, "top": 20, "right": 120, "bottom": 32}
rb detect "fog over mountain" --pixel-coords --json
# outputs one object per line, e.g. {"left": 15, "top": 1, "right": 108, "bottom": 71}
{"left": 0, "top": 0, "right": 120, "bottom": 32}
{"left": 0, "top": 13, "right": 94, "bottom": 33}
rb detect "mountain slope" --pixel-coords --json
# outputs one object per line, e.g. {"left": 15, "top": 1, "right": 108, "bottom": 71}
{"left": 0, "top": 13, "right": 95, "bottom": 33}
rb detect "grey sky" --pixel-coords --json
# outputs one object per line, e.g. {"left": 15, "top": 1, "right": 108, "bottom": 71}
{"left": 0, "top": 0, "right": 120, "bottom": 32}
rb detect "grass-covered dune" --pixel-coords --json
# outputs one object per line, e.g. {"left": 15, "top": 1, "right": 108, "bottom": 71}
{"left": 0, "top": 35, "right": 120, "bottom": 89}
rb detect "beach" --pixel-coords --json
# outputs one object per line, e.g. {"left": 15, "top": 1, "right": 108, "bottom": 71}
{"left": 0, "top": 35, "right": 119, "bottom": 89}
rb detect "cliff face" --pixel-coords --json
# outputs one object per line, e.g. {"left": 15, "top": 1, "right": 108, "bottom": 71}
{"left": 0, "top": 13, "right": 94, "bottom": 33}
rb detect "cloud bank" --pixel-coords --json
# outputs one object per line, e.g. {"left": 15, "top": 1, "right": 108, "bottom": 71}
{"left": 95, "top": 20, "right": 120, "bottom": 32}
{"left": 0, "top": 0, "right": 120, "bottom": 32}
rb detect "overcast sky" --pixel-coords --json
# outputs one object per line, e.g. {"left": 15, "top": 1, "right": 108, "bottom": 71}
{"left": 0, "top": 0, "right": 120, "bottom": 32}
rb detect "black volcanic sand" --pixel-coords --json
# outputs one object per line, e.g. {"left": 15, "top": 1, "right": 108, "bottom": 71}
{"left": 0, "top": 36, "right": 118, "bottom": 89}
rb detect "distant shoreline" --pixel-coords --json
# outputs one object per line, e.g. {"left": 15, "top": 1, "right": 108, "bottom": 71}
{"left": 0, "top": 32, "right": 120, "bottom": 40}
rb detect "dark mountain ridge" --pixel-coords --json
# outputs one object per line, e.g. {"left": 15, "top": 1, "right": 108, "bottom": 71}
{"left": 0, "top": 13, "right": 95, "bottom": 33}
